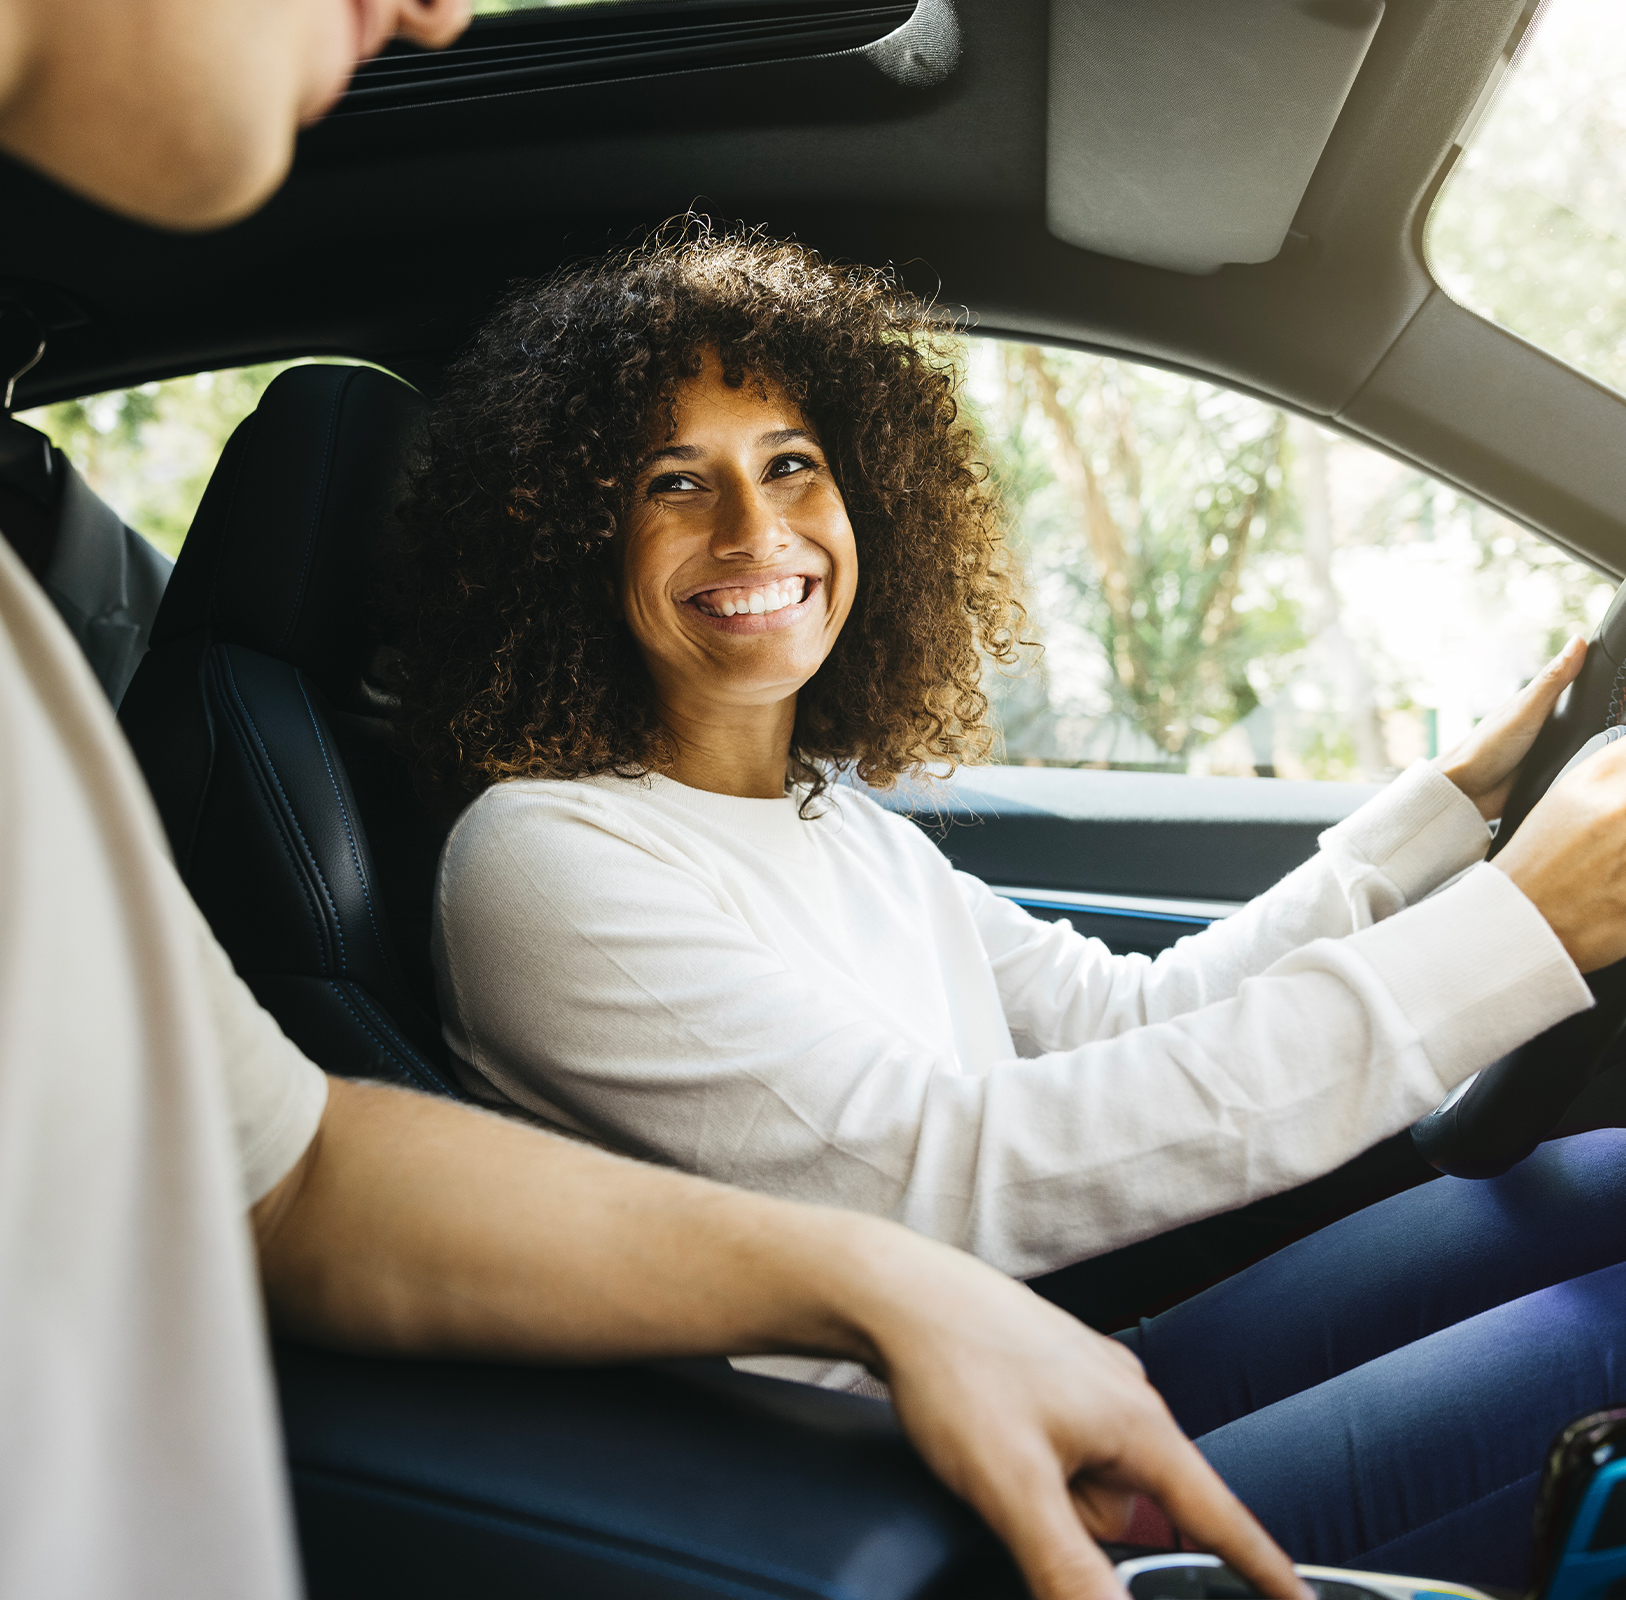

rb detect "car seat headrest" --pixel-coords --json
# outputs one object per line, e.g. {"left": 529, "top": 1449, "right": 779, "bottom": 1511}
{"left": 149, "top": 363, "right": 423, "bottom": 703}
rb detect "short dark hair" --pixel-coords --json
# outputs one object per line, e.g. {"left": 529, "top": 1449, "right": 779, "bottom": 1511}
{"left": 393, "top": 222, "right": 1024, "bottom": 816}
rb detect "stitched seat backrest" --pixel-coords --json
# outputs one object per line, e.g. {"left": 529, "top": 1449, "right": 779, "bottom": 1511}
{"left": 119, "top": 364, "right": 457, "bottom": 1096}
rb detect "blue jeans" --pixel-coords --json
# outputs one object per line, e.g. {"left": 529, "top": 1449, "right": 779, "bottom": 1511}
{"left": 1112, "top": 1129, "right": 1626, "bottom": 1587}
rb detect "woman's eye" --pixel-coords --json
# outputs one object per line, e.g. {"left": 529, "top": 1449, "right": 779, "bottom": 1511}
{"left": 767, "top": 453, "right": 816, "bottom": 479}
{"left": 649, "top": 471, "right": 701, "bottom": 494}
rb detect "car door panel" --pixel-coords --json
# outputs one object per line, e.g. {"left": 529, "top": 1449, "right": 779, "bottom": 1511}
{"left": 884, "top": 767, "right": 1378, "bottom": 955}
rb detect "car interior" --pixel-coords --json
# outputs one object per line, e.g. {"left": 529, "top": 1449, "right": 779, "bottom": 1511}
{"left": 4, "top": 0, "right": 1626, "bottom": 1594}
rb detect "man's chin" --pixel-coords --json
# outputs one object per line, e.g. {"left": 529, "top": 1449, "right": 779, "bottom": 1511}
{"left": 83, "top": 137, "right": 295, "bottom": 233}
{"left": 0, "top": 99, "right": 296, "bottom": 230}
{"left": 296, "top": 63, "right": 359, "bottom": 129}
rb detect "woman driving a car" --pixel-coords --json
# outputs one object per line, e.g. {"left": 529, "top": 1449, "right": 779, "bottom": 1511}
{"left": 398, "top": 225, "right": 1626, "bottom": 1586}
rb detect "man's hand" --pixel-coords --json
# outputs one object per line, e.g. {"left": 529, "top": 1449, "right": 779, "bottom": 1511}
{"left": 255, "top": 1079, "right": 1306, "bottom": 1600}
{"left": 1435, "top": 635, "right": 1585, "bottom": 821}
{"left": 1494, "top": 730, "right": 1626, "bottom": 972}
{"left": 851, "top": 1237, "right": 1310, "bottom": 1600}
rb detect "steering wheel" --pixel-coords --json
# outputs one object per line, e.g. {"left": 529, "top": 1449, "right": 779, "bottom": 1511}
{"left": 1410, "top": 581, "right": 1626, "bottom": 1178}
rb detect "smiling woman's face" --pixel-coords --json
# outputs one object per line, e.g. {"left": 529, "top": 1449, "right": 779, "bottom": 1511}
{"left": 618, "top": 352, "right": 858, "bottom": 725}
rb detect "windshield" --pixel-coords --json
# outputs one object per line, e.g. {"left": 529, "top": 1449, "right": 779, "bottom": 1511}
{"left": 1427, "top": 0, "right": 1626, "bottom": 395}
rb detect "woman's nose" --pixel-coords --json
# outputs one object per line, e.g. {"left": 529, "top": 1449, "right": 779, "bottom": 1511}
{"left": 711, "top": 484, "right": 791, "bottom": 561}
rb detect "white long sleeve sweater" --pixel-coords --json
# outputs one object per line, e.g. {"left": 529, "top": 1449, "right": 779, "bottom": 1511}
{"left": 433, "top": 760, "right": 1590, "bottom": 1281}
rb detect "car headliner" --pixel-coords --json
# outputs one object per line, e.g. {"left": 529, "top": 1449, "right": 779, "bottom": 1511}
{"left": 3, "top": 0, "right": 1624, "bottom": 577}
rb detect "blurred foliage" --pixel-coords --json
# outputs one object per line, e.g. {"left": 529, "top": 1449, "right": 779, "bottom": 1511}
{"left": 973, "top": 346, "right": 1303, "bottom": 763}
{"left": 1428, "top": 0, "right": 1626, "bottom": 396}
{"left": 19, "top": 360, "right": 359, "bottom": 559}
{"left": 1347, "top": 471, "right": 1607, "bottom": 665}
{"left": 967, "top": 340, "right": 1612, "bottom": 781}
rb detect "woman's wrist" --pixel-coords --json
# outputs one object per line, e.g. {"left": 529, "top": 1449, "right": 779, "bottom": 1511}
{"left": 1433, "top": 751, "right": 1500, "bottom": 821}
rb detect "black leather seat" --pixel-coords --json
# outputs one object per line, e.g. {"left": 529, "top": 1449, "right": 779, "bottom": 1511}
{"left": 118, "top": 362, "right": 1018, "bottom": 1600}
{"left": 119, "top": 362, "right": 455, "bottom": 1096}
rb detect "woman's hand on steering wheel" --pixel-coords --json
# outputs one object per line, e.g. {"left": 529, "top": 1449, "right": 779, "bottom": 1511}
{"left": 1435, "top": 636, "right": 1587, "bottom": 821}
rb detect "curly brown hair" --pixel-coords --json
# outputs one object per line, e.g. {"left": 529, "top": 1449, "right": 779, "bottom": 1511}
{"left": 392, "top": 222, "right": 1025, "bottom": 817}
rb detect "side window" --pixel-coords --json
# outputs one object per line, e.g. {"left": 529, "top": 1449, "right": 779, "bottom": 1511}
{"left": 969, "top": 340, "right": 1613, "bottom": 782}
{"left": 17, "top": 357, "right": 366, "bottom": 559}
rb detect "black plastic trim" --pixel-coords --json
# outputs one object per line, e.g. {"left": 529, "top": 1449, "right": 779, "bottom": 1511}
{"left": 1002, "top": 894, "right": 1212, "bottom": 928}
{"left": 338, "top": 0, "right": 916, "bottom": 113}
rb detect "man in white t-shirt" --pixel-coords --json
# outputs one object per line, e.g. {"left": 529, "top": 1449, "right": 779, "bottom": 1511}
{"left": 0, "top": 5, "right": 1319, "bottom": 1600}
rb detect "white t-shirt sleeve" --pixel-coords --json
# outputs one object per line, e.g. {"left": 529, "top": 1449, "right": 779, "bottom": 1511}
{"left": 182, "top": 885, "right": 329, "bottom": 1207}
{"left": 969, "top": 758, "right": 1498, "bottom": 1049}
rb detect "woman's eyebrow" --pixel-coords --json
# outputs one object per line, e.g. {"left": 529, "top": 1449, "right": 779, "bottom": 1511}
{"left": 638, "top": 443, "right": 703, "bottom": 470}
{"left": 760, "top": 427, "right": 818, "bottom": 448}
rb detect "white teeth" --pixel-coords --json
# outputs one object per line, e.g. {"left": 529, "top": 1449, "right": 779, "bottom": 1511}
{"left": 692, "top": 578, "right": 808, "bottom": 618}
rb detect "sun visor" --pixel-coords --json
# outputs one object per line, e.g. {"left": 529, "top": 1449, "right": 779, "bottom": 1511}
{"left": 1047, "top": 0, "right": 1384, "bottom": 275}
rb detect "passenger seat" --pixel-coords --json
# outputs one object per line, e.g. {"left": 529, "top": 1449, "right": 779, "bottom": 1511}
{"left": 118, "top": 364, "right": 455, "bottom": 1096}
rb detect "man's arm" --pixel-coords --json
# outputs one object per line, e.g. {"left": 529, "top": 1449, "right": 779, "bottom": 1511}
{"left": 253, "top": 1078, "right": 1308, "bottom": 1600}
